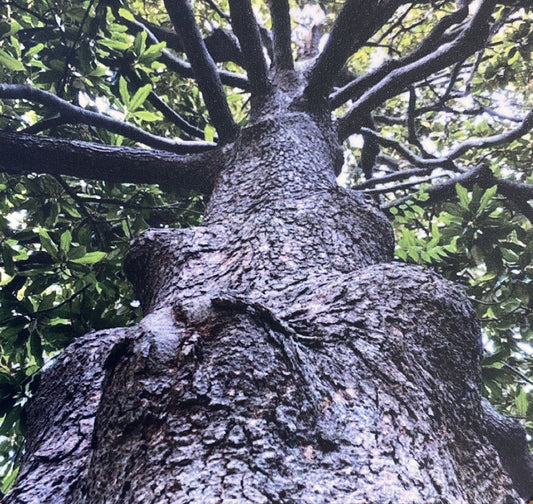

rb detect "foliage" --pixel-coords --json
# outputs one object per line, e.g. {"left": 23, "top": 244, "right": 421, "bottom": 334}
{"left": 392, "top": 183, "right": 533, "bottom": 434}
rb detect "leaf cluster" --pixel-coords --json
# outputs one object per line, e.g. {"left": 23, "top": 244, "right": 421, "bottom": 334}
{"left": 392, "top": 183, "right": 533, "bottom": 438}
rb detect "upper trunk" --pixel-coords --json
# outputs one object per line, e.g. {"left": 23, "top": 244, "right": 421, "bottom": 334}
{"left": 5, "top": 71, "right": 532, "bottom": 504}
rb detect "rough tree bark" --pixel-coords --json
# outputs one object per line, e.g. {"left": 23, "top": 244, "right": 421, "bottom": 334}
{"left": 4, "top": 71, "right": 533, "bottom": 503}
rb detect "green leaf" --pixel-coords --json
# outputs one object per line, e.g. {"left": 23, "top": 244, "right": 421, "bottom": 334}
{"left": 455, "top": 183, "right": 470, "bottom": 209}
{"left": 38, "top": 229, "right": 58, "bottom": 257}
{"left": 478, "top": 185, "right": 498, "bottom": 214}
{"left": 29, "top": 331, "right": 43, "bottom": 367}
{"left": 129, "top": 84, "right": 152, "bottom": 112}
{"left": 204, "top": 124, "right": 216, "bottom": 142}
{"left": 138, "top": 42, "right": 166, "bottom": 64}
{"left": 67, "top": 245, "right": 87, "bottom": 260}
{"left": 1, "top": 245, "right": 15, "bottom": 276}
{"left": 118, "top": 76, "right": 130, "bottom": 106}
{"left": 1, "top": 466, "right": 19, "bottom": 494}
{"left": 60, "top": 230, "right": 72, "bottom": 253}
{"left": 98, "top": 38, "right": 131, "bottom": 51}
{"left": 508, "top": 46, "right": 520, "bottom": 65}
{"left": 24, "top": 43, "right": 45, "bottom": 59}
{"left": 70, "top": 251, "right": 107, "bottom": 265}
{"left": 0, "top": 406, "right": 21, "bottom": 436}
{"left": 133, "top": 110, "right": 161, "bottom": 122}
{"left": 118, "top": 8, "right": 135, "bottom": 22}
{"left": 133, "top": 31, "right": 147, "bottom": 57}
{"left": 0, "top": 49, "right": 25, "bottom": 71}
{"left": 516, "top": 388, "right": 529, "bottom": 417}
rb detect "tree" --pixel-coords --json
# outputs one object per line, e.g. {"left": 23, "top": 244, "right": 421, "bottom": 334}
{"left": 0, "top": 0, "right": 532, "bottom": 501}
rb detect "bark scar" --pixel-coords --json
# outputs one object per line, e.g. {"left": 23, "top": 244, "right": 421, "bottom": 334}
{"left": 211, "top": 294, "right": 322, "bottom": 347}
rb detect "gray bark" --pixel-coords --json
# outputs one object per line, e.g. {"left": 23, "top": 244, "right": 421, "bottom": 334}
{"left": 5, "top": 71, "right": 532, "bottom": 504}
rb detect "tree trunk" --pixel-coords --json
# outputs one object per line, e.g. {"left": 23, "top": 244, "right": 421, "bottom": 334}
{"left": 6, "top": 80, "right": 532, "bottom": 503}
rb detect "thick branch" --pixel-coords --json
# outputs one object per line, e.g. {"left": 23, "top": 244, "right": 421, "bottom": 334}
{"left": 267, "top": 0, "right": 294, "bottom": 70}
{"left": 0, "top": 132, "right": 225, "bottom": 194}
{"left": 330, "top": 4, "right": 469, "bottom": 108}
{"left": 228, "top": 0, "right": 270, "bottom": 94}
{"left": 0, "top": 84, "right": 215, "bottom": 154}
{"left": 338, "top": 0, "right": 496, "bottom": 140}
{"left": 305, "top": 0, "right": 402, "bottom": 101}
{"left": 164, "top": 0, "right": 239, "bottom": 142}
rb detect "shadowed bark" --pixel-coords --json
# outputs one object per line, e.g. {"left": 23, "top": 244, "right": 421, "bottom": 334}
{"left": 0, "top": 132, "right": 223, "bottom": 193}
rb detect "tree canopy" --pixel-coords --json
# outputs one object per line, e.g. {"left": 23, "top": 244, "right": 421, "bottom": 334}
{"left": 0, "top": 0, "right": 532, "bottom": 493}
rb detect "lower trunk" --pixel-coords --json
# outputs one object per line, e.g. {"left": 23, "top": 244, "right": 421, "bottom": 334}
{"left": 6, "top": 111, "right": 532, "bottom": 503}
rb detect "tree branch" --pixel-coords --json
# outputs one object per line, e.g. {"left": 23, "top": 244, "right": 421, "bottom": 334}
{"left": 21, "top": 115, "right": 66, "bottom": 134}
{"left": 121, "top": 66, "right": 205, "bottom": 139}
{"left": 228, "top": 0, "right": 270, "bottom": 94}
{"left": 159, "top": 46, "right": 249, "bottom": 91}
{"left": 0, "top": 131, "right": 225, "bottom": 194}
{"left": 305, "top": 0, "right": 402, "bottom": 101}
{"left": 359, "top": 114, "right": 380, "bottom": 179}
{"left": 337, "top": 0, "right": 496, "bottom": 139}
{"left": 437, "top": 109, "right": 533, "bottom": 161}
{"left": 359, "top": 127, "right": 457, "bottom": 170}
{"left": 0, "top": 84, "right": 215, "bottom": 154}
{"left": 354, "top": 167, "right": 431, "bottom": 190}
{"left": 130, "top": 17, "right": 243, "bottom": 66}
{"left": 164, "top": 0, "right": 239, "bottom": 142}
{"left": 128, "top": 18, "right": 249, "bottom": 90}
{"left": 383, "top": 163, "right": 533, "bottom": 224}
{"left": 268, "top": 0, "right": 294, "bottom": 70}
{"left": 361, "top": 108, "right": 533, "bottom": 168}
{"left": 202, "top": 0, "right": 230, "bottom": 20}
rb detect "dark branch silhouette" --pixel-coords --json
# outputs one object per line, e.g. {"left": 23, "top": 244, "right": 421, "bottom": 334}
{"left": 0, "top": 131, "right": 224, "bottom": 193}
{"left": 228, "top": 0, "right": 270, "bottom": 94}
{"left": 268, "top": 0, "right": 294, "bottom": 70}
{"left": 164, "top": 0, "right": 239, "bottom": 142}
{"left": 120, "top": 66, "right": 206, "bottom": 139}
{"left": 337, "top": 0, "right": 496, "bottom": 140}
{"left": 330, "top": 3, "right": 469, "bottom": 108}
{"left": 128, "top": 18, "right": 249, "bottom": 90}
{"left": 0, "top": 84, "right": 215, "bottom": 154}
{"left": 361, "top": 108, "right": 533, "bottom": 167}
{"left": 131, "top": 18, "right": 243, "bottom": 66}
{"left": 305, "top": 0, "right": 402, "bottom": 101}
{"left": 380, "top": 162, "right": 533, "bottom": 224}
